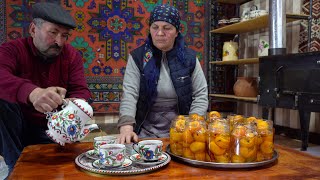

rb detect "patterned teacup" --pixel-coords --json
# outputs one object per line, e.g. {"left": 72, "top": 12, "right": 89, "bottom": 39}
{"left": 98, "top": 144, "right": 126, "bottom": 167}
{"left": 133, "top": 140, "right": 163, "bottom": 161}
{"left": 93, "top": 136, "right": 117, "bottom": 155}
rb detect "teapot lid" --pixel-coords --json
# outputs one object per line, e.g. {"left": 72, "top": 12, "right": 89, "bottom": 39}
{"left": 72, "top": 99, "right": 93, "bottom": 118}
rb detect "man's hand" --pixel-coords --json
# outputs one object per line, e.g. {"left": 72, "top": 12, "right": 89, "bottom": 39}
{"left": 118, "top": 125, "right": 138, "bottom": 144}
{"left": 29, "top": 87, "right": 67, "bottom": 113}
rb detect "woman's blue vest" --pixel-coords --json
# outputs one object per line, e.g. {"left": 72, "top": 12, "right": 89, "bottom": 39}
{"left": 130, "top": 44, "right": 196, "bottom": 133}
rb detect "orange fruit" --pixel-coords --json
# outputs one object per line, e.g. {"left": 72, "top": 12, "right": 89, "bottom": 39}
{"left": 194, "top": 152, "right": 206, "bottom": 161}
{"left": 170, "top": 128, "right": 183, "bottom": 142}
{"left": 182, "top": 129, "right": 194, "bottom": 144}
{"left": 256, "top": 151, "right": 265, "bottom": 162}
{"left": 240, "top": 146, "right": 257, "bottom": 159}
{"left": 232, "top": 125, "right": 246, "bottom": 137}
{"left": 233, "top": 115, "right": 244, "bottom": 123}
{"left": 182, "top": 142, "right": 190, "bottom": 148}
{"left": 209, "top": 121, "right": 227, "bottom": 134}
{"left": 183, "top": 148, "right": 195, "bottom": 159}
{"left": 209, "top": 111, "right": 221, "bottom": 118}
{"left": 205, "top": 153, "right": 212, "bottom": 162}
{"left": 193, "top": 128, "right": 207, "bottom": 143}
{"left": 209, "top": 140, "right": 226, "bottom": 156}
{"left": 256, "top": 135, "right": 263, "bottom": 145}
{"left": 239, "top": 136, "right": 256, "bottom": 148}
{"left": 260, "top": 141, "right": 274, "bottom": 154}
{"left": 246, "top": 116, "right": 257, "bottom": 123}
{"left": 188, "top": 121, "right": 202, "bottom": 133}
{"left": 190, "top": 141, "right": 206, "bottom": 153}
{"left": 215, "top": 154, "right": 230, "bottom": 163}
{"left": 174, "top": 119, "right": 186, "bottom": 132}
{"left": 189, "top": 113, "right": 205, "bottom": 121}
{"left": 257, "top": 120, "right": 269, "bottom": 133}
{"left": 170, "top": 142, "right": 183, "bottom": 156}
{"left": 176, "top": 115, "right": 186, "bottom": 120}
{"left": 262, "top": 133, "right": 273, "bottom": 142}
{"left": 231, "top": 154, "right": 245, "bottom": 163}
{"left": 214, "top": 134, "right": 230, "bottom": 149}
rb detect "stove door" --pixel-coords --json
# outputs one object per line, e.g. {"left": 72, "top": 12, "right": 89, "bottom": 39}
{"left": 259, "top": 51, "right": 320, "bottom": 110}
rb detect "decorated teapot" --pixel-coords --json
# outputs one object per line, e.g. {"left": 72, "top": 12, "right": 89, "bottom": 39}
{"left": 45, "top": 99, "right": 99, "bottom": 146}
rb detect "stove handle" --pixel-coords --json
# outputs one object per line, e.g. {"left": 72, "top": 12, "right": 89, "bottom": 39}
{"left": 310, "top": 99, "right": 320, "bottom": 105}
{"left": 274, "top": 66, "right": 284, "bottom": 94}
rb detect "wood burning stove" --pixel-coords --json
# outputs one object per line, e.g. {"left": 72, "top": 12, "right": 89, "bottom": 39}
{"left": 258, "top": 51, "right": 320, "bottom": 150}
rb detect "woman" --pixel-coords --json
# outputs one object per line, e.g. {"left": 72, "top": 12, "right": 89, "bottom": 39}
{"left": 117, "top": 4, "right": 208, "bottom": 143}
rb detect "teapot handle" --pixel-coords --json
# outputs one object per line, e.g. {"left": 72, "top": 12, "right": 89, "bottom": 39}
{"left": 61, "top": 99, "right": 69, "bottom": 109}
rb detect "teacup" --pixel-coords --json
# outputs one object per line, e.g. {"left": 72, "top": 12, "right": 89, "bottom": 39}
{"left": 93, "top": 136, "right": 117, "bottom": 155}
{"left": 98, "top": 144, "right": 126, "bottom": 167}
{"left": 133, "top": 140, "right": 163, "bottom": 161}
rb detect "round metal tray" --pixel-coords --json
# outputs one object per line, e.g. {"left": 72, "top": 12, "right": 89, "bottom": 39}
{"left": 166, "top": 145, "right": 278, "bottom": 169}
{"left": 75, "top": 152, "right": 171, "bottom": 176}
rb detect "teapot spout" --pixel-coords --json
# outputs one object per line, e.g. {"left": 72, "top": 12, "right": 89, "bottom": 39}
{"left": 84, "top": 123, "right": 99, "bottom": 132}
{"left": 77, "top": 124, "right": 99, "bottom": 141}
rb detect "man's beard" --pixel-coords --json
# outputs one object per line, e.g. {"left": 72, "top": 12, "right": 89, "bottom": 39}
{"left": 38, "top": 44, "right": 62, "bottom": 64}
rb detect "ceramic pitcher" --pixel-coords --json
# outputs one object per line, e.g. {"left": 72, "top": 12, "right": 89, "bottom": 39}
{"left": 46, "top": 99, "right": 98, "bottom": 146}
{"left": 223, "top": 41, "right": 239, "bottom": 61}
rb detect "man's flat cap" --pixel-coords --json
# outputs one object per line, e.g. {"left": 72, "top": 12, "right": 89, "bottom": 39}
{"left": 32, "top": 2, "right": 76, "bottom": 29}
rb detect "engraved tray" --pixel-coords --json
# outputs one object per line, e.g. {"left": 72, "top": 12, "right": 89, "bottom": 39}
{"left": 166, "top": 145, "right": 278, "bottom": 169}
{"left": 75, "top": 152, "right": 171, "bottom": 176}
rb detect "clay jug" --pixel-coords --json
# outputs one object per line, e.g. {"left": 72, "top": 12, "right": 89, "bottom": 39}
{"left": 233, "top": 77, "right": 258, "bottom": 97}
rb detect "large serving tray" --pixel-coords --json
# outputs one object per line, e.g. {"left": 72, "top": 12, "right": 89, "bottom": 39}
{"left": 75, "top": 152, "right": 171, "bottom": 176}
{"left": 166, "top": 145, "right": 278, "bottom": 169}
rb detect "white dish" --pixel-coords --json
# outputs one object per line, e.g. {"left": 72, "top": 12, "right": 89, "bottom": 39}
{"left": 85, "top": 149, "right": 99, "bottom": 160}
{"left": 129, "top": 153, "right": 168, "bottom": 166}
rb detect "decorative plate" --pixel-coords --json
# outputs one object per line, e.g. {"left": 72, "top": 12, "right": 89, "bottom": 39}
{"left": 166, "top": 145, "right": 278, "bottom": 169}
{"left": 75, "top": 152, "right": 171, "bottom": 175}
{"left": 85, "top": 150, "right": 99, "bottom": 160}
{"left": 129, "top": 153, "right": 168, "bottom": 166}
{"left": 92, "top": 158, "right": 132, "bottom": 169}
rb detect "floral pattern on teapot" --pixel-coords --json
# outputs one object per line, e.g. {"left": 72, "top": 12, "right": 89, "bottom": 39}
{"left": 46, "top": 99, "right": 98, "bottom": 146}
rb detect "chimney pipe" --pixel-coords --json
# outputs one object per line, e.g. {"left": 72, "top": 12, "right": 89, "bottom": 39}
{"left": 269, "top": 0, "right": 286, "bottom": 55}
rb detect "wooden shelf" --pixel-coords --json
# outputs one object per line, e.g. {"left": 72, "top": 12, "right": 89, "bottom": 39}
{"left": 209, "top": 94, "right": 257, "bottom": 103}
{"left": 210, "top": 58, "right": 259, "bottom": 65}
{"left": 216, "top": 0, "right": 251, "bottom": 4}
{"left": 211, "top": 14, "right": 308, "bottom": 34}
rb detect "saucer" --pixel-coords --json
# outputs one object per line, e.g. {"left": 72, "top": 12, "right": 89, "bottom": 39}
{"left": 92, "top": 158, "right": 132, "bottom": 169}
{"left": 129, "top": 153, "right": 168, "bottom": 166}
{"left": 85, "top": 149, "right": 99, "bottom": 160}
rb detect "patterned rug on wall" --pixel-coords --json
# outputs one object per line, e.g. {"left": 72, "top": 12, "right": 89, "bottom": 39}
{"left": 299, "top": 0, "right": 320, "bottom": 52}
{"left": 0, "top": 0, "right": 206, "bottom": 113}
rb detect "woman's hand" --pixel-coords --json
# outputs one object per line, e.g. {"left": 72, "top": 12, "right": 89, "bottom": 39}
{"left": 118, "top": 125, "right": 138, "bottom": 144}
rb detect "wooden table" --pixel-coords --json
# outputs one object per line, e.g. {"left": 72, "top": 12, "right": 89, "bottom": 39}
{"left": 9, "top": 138, "right": 320, "bottom": 179}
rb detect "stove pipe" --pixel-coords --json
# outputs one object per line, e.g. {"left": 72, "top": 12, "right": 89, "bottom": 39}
{"left": 269, "top": 0, "right": 286, "bottom": 55}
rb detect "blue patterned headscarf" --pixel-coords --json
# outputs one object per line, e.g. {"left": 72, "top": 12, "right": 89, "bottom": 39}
{"left": 149, "top": 4, "right": 181, "bottom": 31}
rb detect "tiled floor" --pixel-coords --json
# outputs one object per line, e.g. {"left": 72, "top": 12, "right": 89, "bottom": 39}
{"left": 274, "top": 134, "right": 320, "bottom": 157}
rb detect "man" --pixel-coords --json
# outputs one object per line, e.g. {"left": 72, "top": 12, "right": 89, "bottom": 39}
{"left": 0, "top": 2, "right": 91, "bottom": 172}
